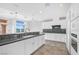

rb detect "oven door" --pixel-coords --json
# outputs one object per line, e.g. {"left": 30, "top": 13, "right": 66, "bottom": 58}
{"left": 71, "top": 38, "right": 77, "bottom": 52}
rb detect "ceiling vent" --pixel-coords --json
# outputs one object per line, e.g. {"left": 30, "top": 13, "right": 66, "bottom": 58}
{"left": 13, "top": 4, "right": 19, "bottom": 8}
{"left": 45, "top": 3, "right": 51, "bottom": 7}
{"left": 41, "top": 19, "right": 53, "bottom": 22}
{"left": 59, "top": 17, "right": 66, "bottom": 20}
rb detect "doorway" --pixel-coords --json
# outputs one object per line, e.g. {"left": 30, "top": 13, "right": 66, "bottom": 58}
{"left": 0, "top": 19, "right": 7, "bottom": 34}
{"left": 1, "top": 24, "right": 6, "bottom": 34}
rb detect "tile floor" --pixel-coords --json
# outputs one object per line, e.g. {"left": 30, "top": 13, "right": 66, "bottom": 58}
{"left": 32, "top": 40, "right": 69, "bottom": 55}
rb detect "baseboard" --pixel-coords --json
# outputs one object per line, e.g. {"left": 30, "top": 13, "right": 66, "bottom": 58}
{"left": 45, "top": 40, "right": 66, "bottom": 44}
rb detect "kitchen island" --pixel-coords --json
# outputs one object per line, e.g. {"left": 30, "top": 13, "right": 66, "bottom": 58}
{"left": 0, "top": 32, "right": 45, "bottom": 55}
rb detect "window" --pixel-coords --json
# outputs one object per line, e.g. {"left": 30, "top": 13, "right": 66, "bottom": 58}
{"left": 16, "top": 20, "right": 24, "bottom": 32}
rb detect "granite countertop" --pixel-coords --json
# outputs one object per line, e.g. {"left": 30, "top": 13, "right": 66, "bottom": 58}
{"left": 0, "top": 32, "right": 39, "bottom": 36}
{"left": 0, "top": 32, "right": 25, "bottom": 36}
{"left": 43, "top": 29, "right": 66, "bottom": 34}
{"left": 0, "top": 34, "right": 44, "bottom": 46}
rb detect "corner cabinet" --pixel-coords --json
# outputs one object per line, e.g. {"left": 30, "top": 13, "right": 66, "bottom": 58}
{"left": 0, "top": 35, "right": 45, "bottom": 55}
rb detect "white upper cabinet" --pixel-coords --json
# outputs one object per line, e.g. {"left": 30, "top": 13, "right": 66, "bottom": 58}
{"left": 71, "top": 4, "right": 79, "bottom": 35}
{"left": 71, "top": 17, "right": 79, "bottom": 34}
{"left": 71, "top": 4, "right": 79, "bottom": 21}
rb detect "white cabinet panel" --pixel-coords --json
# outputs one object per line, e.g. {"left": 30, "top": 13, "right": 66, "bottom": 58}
{"left": 45, "top": 33, "right": 66, "bottom": 42}
{"left": 0, "top": 47, "right": 2, "bottom": 54}
{"left": 24, "top": 38, "right": 34, "bottom": 55}
{"left": 0, "top": 46, "right": 8, "bottom": 55}
{"left": 0, "top": 35, "right": 45, "bottom": 55}
{"left": 24, "top": 35, "right": 45, "bottom": 55}
{"left": 71, "top": 4, "right": 79, "bottom": 21}
{"left": 0, "top": 41, "right": 25, "bottom": 55}
{"left": 33, "top": 35, "right": 45, "bottom": 51}
{"left": 39, "top": 36, "right": 45, "bottom": 45}
{"left": 33, "top": 37, "right": 39, "bottom": 50}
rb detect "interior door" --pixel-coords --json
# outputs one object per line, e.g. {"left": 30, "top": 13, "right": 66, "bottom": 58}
{"left": 1, "top": 24, "right": 6, "bottom": 34}
{"left": 0, "top": 19, "right": 7, "bottom": 34}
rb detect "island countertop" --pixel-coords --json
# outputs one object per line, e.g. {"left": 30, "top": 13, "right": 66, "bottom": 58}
{"left": 0, "top": 32, "right": 40, "bottom": 36}
{"left": 0, "top": 32, "right": 44, "bottom": 46}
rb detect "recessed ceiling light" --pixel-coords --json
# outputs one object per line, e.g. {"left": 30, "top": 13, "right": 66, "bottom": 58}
{"left": 59, "top": 4, "right": 63, "bottom": 7}
{"left": 40, "top": 11, "right": 42, "bottom": 14}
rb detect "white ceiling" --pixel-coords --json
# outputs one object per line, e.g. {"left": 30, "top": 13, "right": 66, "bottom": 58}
{"left": 0, "top": 3, "right": 71, "bottom": 21}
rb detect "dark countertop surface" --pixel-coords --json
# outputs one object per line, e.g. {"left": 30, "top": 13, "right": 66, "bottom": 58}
{"left": 0, "top": 34, "right": 44, "bottom": 46}
{"left": 0, "top": 32, "right": 39, "bottom": 36}
{"left": 43, "top": 29, "right": 66, "bottom": 34}
{"left": 0, "top": 32, "right": 25, "bottom": 36}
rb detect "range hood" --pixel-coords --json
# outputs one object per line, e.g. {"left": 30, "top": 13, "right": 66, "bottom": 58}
{"left": 52, "top": 25, "right": 61, "bottom": 29}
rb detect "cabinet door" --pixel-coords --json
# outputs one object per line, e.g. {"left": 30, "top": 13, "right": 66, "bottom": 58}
{"left": 55, "top": 34, "right": 66, "bottom": 42}
{"left": 36, "top": 36, "right": 45, "bottom": 49}
{"left": 0, "top": 47, "right": 2, "bottom": 54}
{"left": 45, "top": 33, "right": 53, "bottom": 40}
{"left": 24, "top": 38, "right": 34, "bottom": 55}
{"left": 33, "top": 36, "right": 39, "bottom": 50}
{"left": 1, "top": 41, "right": 25, "bottom": 55}
{"left": 24, "top": 36, "right": 45, "bottom": 55}
{"left": 71, "top": 4, "right": 79, "bottom": 21}
{"left": 38, "top": 36, "right": 42, "bottom": 46}
{"left": 0, "top": 46, "right": 8, "bottom": 55}
{"left": 41, "top": 35, "right": 45, "bottom": 44}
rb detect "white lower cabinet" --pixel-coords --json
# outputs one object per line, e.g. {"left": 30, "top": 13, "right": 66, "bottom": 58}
{"left": 38, "top": 36, "right": 45, "bottom": 46}
{"left": 0, "top": 46, "right": 8, "bottom": 55}
{"left": 24, "top": 35, "right": 45, "bottom": 55}
{"left": 0, "top": 41, "right": 25, "bottom": 55}
{"left": 24, "top": 38, "right": 35, "bottom": 55}
{"left": 33, "top": 37, "right": 39, "bottom": 51}
{"left": 45, "top": 33, "right": 66, "bottom": 43}
{"left": 0, "top": 35, "right": 45, "bottom": 55}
